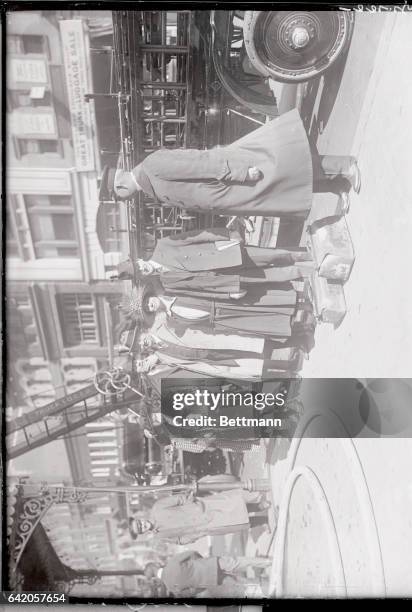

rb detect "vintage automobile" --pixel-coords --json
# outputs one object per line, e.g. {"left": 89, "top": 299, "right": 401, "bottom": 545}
{"left": 210, "top": 10, "right": 355, "bottom": 116}
{"left": 94, "top": 9, "right": 355, "bottom": 259}
{"left": 120, "top": 415, "right": 228, "bottom": 485}
{"left": 96, "top": 9, "right": 355, "bottom": 154}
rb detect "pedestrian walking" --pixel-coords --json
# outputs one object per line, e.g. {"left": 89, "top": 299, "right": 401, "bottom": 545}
{"left": 99, "top": 108, "right": 361, "bottom": 217}
{"left": 128, "top": 488, "right": 269, "bottom": 545}
{"left": 116, "top": 226, "right": 315, "bottom": 289}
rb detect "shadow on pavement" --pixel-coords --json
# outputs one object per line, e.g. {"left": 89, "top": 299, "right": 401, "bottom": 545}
{"left": 265, "top": 437, "right": 291, "bottom": 466}
{"left": 317, "top": 51, "right": 350, "bottom": 133}
{"left": 301, "top": 48, "right": 351, "bottom": 140}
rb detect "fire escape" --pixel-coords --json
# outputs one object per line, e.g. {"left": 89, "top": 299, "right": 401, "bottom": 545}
{"left": 6, "top": 369, "right": 156, "bottom": 460}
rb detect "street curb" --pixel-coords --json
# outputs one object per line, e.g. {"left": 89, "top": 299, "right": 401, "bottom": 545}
{"left": 351, "top": 14, "right": 399, "bottom": 158}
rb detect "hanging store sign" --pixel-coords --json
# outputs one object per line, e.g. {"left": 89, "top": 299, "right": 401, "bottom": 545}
{"left": 59, "top": 20, "right": 95, "bottom": 172}
{"left": 9, "top": 58, "right": 48, "bottom": 84}
{"left": 10, "top": 109, "right": 57, "bottom": 137}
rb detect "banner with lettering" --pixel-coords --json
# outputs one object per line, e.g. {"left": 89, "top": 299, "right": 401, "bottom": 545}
{"left": 59, "top": 19, "right": 95, "bottom": 172}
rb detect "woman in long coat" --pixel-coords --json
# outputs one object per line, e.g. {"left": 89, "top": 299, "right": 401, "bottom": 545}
{"left": 167, "top": 294, "right": 294, "bottom": 337}
{"left": 99, "top": 109, "right": 360, "bottom": 216}
{"left": 154, "top": 292, "right": 314, "bottom": 347}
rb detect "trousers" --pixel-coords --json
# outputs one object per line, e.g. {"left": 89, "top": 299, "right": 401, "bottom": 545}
{"left": 311, "top": 146, "right": 356, "bottom": 194}
{"left": 221, "top": 246, "right": 316, "bottom": 283}
{"left": 218, "top": 556, "right": 271, "bottom": 582}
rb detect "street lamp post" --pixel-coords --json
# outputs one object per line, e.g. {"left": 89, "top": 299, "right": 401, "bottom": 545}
{"left": 34, "top": 477, "right": 270, "bottom": 498}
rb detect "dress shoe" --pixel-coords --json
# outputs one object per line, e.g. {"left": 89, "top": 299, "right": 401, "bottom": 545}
{"left": 347, "top": 160, "right": 361, "bottom": 193}
{"left": 339, "top": 191, "right": 351, "bottom": 214}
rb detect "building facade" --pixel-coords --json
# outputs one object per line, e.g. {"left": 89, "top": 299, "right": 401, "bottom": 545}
{"left": 6, "top": 9, "right": 130, "bottom": 491}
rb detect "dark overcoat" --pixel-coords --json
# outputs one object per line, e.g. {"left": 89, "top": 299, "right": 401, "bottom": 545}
{"left": 160, "top": 269, "right": 241, "bottom": 298}
{"left": 133, "top": 108, "right": 313, "bottom": 217}
{"left": 151, "top": 228, "right": 242, "bottom": 271}
{"left": 114, "top": 256, "right": 242, "bottom": 297}
{"left": 153, "top": 227, "right": 305, "bottom": 288}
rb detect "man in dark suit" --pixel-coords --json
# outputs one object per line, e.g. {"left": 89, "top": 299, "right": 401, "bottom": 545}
{"left": 99, "top": 109, "right": 360, "bottom": 217}
{"left": 116, "top": 227, "right": 314, "bottom": 286}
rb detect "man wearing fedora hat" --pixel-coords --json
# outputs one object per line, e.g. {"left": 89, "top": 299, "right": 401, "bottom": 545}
{"left": 114, "top": 225, "right": 315, "bottom": 292}
{"left": 128, "top": 487, "right": 270, "bottom": 546}
{"left": 99, "top": 109, "right": 360, "bottom": 216}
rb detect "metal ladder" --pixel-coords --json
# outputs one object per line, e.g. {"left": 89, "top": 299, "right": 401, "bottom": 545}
{"left": 7, "top": 369, "right": 144, "bottom": 460}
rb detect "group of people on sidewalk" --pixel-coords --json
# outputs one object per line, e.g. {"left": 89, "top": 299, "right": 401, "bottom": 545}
{"left": 100, "top": 107, "right": 361, "bottom": 597}
{"left": 114, "top": 229, "right": 315, "bottom": 382}
{"left": 128, "top": 475, "right": 274, "bottom": 597}
{"left": 103, "top": 107, "right": 360, "bottom": 386}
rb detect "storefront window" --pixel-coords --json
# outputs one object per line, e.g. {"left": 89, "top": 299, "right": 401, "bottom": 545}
{"left": 21, "top": 35, "right": 45, "bottom": 54}
{"left": 57, "top": 293, "right": 99, "bottom": 347}
{"left": 8, "top": 34, "right": 48, "bottom": 57}
{"left": 7, "top": 293, "right": 42, "bottom": 357}
{"left": 24, "top": 194, "right": 72, "bottom": 208}
{"left": 8, "top": 89, "right": 52, "bottom": 110}
{"left": 24, "top": 194, "right": 79, "bottom": 258}
{"left": 19, "top": 138, "right": 59, "bottom": 154}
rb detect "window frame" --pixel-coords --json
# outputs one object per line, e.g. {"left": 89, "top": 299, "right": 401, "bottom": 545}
{"left": 8, "top": 33, "right": 51, "bottom": 60}
{"left": 15, "top": 136, "right": 62, "bottom": 156}
{"left": 58, "top": 293, "right": 101, "bottom": 348}
{"left": 22, "top": 194, "right": 80, "bottom": 260}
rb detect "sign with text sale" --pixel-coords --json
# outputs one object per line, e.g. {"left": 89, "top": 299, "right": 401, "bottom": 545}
{"left": 59, "top": 19, "right": 95, "bottom": 172}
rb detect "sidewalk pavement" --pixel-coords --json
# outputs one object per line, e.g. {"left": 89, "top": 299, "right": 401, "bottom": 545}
{"left": 265, "top": 16, "right": 412, "bottom": 597}
{"left": 303, "top": 13, "right": 412, "bottom": 379}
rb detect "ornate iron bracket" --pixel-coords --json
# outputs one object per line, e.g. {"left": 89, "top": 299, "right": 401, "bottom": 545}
{"left": 8, "top": 481, "right": 88, "bottom": 578}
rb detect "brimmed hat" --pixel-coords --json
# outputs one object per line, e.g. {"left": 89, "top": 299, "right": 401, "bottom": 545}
{"left": 99, "top": 165, "right": 117, "bottom": 202}
{"left": 120, "top": 283, "right": 158, "bottom": 327}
